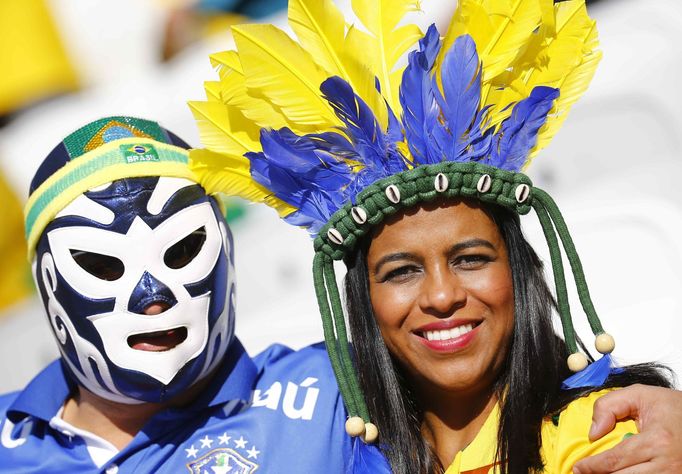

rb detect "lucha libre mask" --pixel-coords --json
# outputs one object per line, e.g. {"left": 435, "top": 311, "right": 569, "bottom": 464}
{"left": 27, "top": 118, "right": 236, "bottom": 404}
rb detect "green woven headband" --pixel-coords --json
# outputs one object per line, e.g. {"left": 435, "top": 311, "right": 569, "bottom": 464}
{"left": 311, "top": 161, "right": 615, "bottom": 442}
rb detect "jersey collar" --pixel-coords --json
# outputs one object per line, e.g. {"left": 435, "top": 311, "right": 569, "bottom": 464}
{"left": 7, "top": 338, "right": 257, "bottom": 423}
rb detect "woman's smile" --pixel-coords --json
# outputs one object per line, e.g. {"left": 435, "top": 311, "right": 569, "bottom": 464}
{"left": 414, "top": 318, "right": 482, "bottom": 352}
{"left": 367, "top": 199, "right": 515, "bottom": 393}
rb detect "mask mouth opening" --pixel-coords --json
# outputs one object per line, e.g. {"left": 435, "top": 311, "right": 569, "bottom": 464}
{"left": 127, "top": 326, "right": 188, "bottom": 352}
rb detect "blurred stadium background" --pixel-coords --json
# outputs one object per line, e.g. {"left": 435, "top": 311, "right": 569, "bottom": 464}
{"left": 1, "top": 0, "right": 681, "bottom": 393}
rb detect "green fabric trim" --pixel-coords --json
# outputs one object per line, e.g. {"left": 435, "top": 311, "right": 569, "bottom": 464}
{"left": 25, "top": 145, "right": 188, "bottom": 240}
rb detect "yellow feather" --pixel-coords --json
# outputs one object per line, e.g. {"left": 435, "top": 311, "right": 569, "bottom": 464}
{"left": 443, "top": 0, "right": 542, "bottom": 84}
{"left": 531, "top": 49, "right": 601, "bottom": 158}
{"left": 231, "top": 23, "right": 340, "bottom": 129}
{"left": 288, "top": 0, "right": 386, "bottom": 127}
{"left": 349, "top": 0, "right": 422, "bottom": 111}
{"left": 189, "top": 148, "right": 296, "bottom": 217}
{"left": 204, "top": 81, "right": 222, "bottom": 102}
{"left": 478, "top": 0, "right": 600, "bottom": 140}
{"left": 288, "top": 0, "right": 346, "bottom": 77}
{"left": 188, "top": 100, "right": 260, "bottom": 156}
{"left": 214, "top": 63, "right": 292, "bottom": 132}
{"left": 210, "top": 50, "right": 243, "bottom": 78}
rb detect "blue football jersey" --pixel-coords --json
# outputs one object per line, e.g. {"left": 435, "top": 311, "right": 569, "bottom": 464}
{"left": 0, "top": 340, "right": 354, "bottom": 473}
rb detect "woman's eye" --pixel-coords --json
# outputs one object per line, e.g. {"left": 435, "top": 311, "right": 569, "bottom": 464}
{"left": 70, "top": 250, "right": 125, "bottom": 281}
{"left": 453, "top": 254, "right": 491, "bottom": 269}
{"left": 382, "top": 265, "right": 420, "bottom": 282}
{"left": 164, "top": 227, "right": 207, "bottom": 269}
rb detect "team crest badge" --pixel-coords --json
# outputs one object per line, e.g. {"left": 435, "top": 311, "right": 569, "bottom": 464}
{"left": 185, "top": 432, "right": 260, "bottom": 473}
{"left": 187, "top": 449, "right": 258, "bottom": 473}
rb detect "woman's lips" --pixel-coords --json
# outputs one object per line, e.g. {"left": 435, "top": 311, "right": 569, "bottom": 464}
{"left": 413, "top": 320, "right": 481, "bottom": 353}
{"left": 127, "top": 327, "right": 188, "bottom": 352}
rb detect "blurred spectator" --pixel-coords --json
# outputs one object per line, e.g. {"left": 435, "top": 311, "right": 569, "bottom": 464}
{"left": 0, "top": 0, "right": 79, "bottom": 119}
{"left": 0, "top": 173, "right": 32, "bottom": 311}
{"left": 162, "top": 0, "right": 287, "bottom": 60}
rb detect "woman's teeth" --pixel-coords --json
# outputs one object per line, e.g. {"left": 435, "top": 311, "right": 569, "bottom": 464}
{"left": 424, "top": 324, "right": 475, "bottom": 341}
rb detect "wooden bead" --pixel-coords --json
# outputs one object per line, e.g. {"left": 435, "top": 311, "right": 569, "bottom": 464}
{"left": 595, "top": 333, "right": 615, "bottom": 354}
{"left": 345, "top": 416, "right": 366, "bottom": 437}
{"left": 363, "top": 423, "right": 379, "bottom": 443}
{"left": 567, "top": 352, "right": 589, "bottom": 372}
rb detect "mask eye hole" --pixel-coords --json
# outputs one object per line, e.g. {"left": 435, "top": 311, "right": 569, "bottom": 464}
{"left": 164, "top": 227, "right": 207, "bottom": 269}
{"left": 70, "top": 250, "right": 125, "bottom": 281}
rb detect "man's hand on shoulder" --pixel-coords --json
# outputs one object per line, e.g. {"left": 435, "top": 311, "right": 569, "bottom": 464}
{"left": 573, "top": 384, "right": 682, "bottom": 474}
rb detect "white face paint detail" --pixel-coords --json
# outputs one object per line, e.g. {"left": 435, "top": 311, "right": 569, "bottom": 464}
{"left": 41, "top": 200, "right": 226, "bottom": 398}
{"left": 55, "top": 193, "right": 115, "bottom": 225}
{"left": 88, "top": 295, "right": 210, "bottom": 384}
{"left": 146, "top": 177, "right": 197, "bottom": 215}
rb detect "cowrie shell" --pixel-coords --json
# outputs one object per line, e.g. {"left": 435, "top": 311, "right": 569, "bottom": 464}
{"left": 434, "top": 173, "right": 449, "bottom": 192}
{"left": 477, "top": 174, "right": 492, "bottom": 193}
{"left": 515, "top": 184, "right": 530, "bottom": 203}
{"left": 351, "top": 206, "right": 367, "bottom": 225}
{"left": 385, "top": 185, "right": 401, "bottom": 204}
{"left": 327, "top": 228, "right": 344, "bottom": 245}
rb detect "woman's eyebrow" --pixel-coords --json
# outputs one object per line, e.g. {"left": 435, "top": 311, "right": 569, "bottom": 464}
{"left": 373, "top": 252, "right": 416, "bottom": 274}
{"left": 449, "top": 238, "right": 495, "bottom": 254}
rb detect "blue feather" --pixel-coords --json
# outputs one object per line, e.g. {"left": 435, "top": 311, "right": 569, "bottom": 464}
{"left": 347, "top": 438, "right": 392, "bottom": 474}
{"left": 488, "top": 86, "right": 559, "bottom": 171}
{"left": 561, "top": 354, "right": 625, "bottom": 390}
{"left": 320, "top": 77, "right": 386, "bottom": 166}
{"left": 433, "top": 34, "right": 482, "bottom": 160}
{"left": 399, "top": 24, "right": 442, "bottom": 164}
{"left": 248, "top": 128, "right": 352, "bottom": 231}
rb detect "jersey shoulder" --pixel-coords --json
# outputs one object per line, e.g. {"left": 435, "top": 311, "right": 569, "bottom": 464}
{"left": 0, "top": 391, "right": 20, "bottom": 417}
{"left": 541, "top": 389, "right": 637, "bottom": 473}
{"left": 252, "top": 342, "right": 337, "bottom": 389}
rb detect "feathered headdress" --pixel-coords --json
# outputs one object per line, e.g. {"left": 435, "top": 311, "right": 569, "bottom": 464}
{"left": 190, "top": 0, "right": 615, "bottom": 445}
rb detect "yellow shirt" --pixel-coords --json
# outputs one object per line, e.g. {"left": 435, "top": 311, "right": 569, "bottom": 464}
{"left": 445, "top": 389, "right": 637, "bottom": 474}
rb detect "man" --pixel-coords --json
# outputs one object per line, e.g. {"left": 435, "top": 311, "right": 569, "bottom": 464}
{"left": 0, "top": 116, "right": 680, "bottom": 473}
{"left": 0, "top": 117, "right": 350, "bottom": 473}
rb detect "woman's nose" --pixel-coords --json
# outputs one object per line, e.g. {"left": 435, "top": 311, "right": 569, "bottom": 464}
{"left": 418, "top": 265, "right": 466, "bottom": 316}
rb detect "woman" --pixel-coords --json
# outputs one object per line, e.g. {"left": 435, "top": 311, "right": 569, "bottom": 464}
{"left": 189, "top": 0, "right": 677, "bottom": 471}
{"left": 345, "top": 198, "right": 670, "bottom": 472}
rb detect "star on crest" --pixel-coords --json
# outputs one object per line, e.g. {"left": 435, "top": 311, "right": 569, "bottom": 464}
{"left": 234, "top": 436, "right": 248, "bottom": 449}
{"left": 200, "top": 435, "right": 214, "bottom": 449}
{"left": 185, "top": 444, "right": 198, "bottom": 458}
{"left": 246, "top": 445, "right": 260, "bottom": 459}
{"left": 218, "top": 432, "right": 231, "bottom": 445}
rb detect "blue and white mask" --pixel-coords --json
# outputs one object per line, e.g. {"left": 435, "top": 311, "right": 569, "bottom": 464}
{"left": 33, "top": 176, "right": 235, "bottom": 403}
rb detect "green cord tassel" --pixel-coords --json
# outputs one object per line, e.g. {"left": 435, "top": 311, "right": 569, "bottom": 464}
{"left": 533, "top": 189, "right": 605, "bottom": 336}
{"left": 531, "top": 199, "right": 579, "bottom": 355}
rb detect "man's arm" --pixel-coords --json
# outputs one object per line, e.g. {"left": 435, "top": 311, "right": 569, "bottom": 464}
{"left": 572, "top": 384, "right": 682, "bottom": 474}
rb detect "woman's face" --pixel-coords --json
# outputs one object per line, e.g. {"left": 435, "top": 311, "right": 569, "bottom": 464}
{"left": 367, "top": 200, "right": 514, "bottom": 396}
